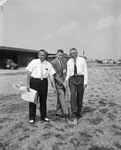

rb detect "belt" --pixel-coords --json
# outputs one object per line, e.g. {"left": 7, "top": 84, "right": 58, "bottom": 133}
{"left": 72, "top": 75, "right": 84, "bottom": 77}
{"left": 31, "top": 77, "right": 47, "bottom": 80}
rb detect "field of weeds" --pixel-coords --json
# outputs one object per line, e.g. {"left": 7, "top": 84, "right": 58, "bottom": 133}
{"left": 0, "top": 64, "right": 121, "bottom": 150}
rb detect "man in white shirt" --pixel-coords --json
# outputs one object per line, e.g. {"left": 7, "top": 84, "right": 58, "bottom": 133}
{"left": 26, "top": 49, "right": 56, "bottom": 124}
{"left": 66, "top": 48, "right": 88, "bottom": 118}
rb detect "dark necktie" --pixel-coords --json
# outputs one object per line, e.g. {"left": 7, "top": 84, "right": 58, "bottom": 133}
{"left": 59, "top": 59, "right": 65, "bottom": 78}
{"left": 74, "top": 60, "right": 77, "bottom": 76}
{"left": 59, "top": 59, "right": 63, "bottom": 69}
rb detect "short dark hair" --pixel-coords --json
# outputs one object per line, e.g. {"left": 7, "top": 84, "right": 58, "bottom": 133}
{"left": 57, "top": 49, "right": 64, "bottom": 53}
{"left": 70, "top": 48, "right": 77, "bottom": 51}
{"left": 38, "top": 49, "right": 47, "bottom": 56}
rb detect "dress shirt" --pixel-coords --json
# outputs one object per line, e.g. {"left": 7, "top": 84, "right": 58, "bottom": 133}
{"left": 66, "top": 56, "right": 88, "bottom": 84}
{"left": 26, "top": 59, "right": 56, "bottom": 78}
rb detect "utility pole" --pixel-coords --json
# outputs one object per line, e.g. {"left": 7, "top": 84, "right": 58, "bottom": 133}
{"left": 0, "top": 0, "right": 9, "bottom": 45}
{"left": 83, "top": 50, "right": 85, "bottom": 56}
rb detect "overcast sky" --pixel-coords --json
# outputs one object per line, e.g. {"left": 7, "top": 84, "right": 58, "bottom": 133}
{"left": 0, "top": 0, "right": 121, "bottom": 59}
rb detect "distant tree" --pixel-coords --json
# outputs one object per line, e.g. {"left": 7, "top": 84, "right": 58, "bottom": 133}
{"left": 95, "top": 59, "right": 103, "bottom": 64}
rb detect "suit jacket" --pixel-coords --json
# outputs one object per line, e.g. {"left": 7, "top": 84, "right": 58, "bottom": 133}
{"left": 51, "top": 58, "right": 67, "bottom": 87}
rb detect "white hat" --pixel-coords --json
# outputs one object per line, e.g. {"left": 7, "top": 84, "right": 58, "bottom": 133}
{"left": 20, "top": 86, "right": 37, "bottom": 104}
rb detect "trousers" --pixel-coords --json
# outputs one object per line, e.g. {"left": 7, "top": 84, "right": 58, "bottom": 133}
{"left": 69, "top": 75, "right": 84, "bottom": 115}
{"left": 29, "top": 78, "right": 48, "bottom": 120}
{"left": 56, "top": 87, "right": 69, "bottom": 116}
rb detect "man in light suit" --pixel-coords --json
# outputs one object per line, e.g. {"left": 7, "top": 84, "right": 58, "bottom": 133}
{"left": 51, "top": 49, "right": 69, "bottom": 118}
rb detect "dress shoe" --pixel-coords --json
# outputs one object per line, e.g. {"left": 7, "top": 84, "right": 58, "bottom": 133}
{"left": 76, "top": 113, "right": 82, "bottom": 118}
{"left": 41, "top": 118, "right": 50, "bottom": 122}
{"left": 29, "top": 120, "right": 34, "bottom": 124}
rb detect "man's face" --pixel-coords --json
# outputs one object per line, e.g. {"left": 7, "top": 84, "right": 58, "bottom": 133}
{"left": 57, "top": 52, "right": 64, "bottom": 60}
{"left": 38, "top": 51, "right": 46, "bottom": 62}
{"left": 70, "top": 50, "right": 78, "bottom": 59}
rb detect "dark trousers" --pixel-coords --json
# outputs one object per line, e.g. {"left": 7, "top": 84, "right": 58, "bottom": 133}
{"left": 69, "top": 76, "right": 84, "bottom": 115}
{"left": 29, "top": 78, "right": 48, "bottom": 120}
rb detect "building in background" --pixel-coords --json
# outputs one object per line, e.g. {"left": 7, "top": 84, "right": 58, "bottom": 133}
{"left": 0, "top": 46, "right": 38, "bottom": 68}
{"left": 0, "top": 46, "right": 69, "bottom": 68}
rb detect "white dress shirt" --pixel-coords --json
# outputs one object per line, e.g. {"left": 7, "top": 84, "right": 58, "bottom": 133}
{"left": 66, "top": 56, "right": 88, "bottom": 84}
{"left": 26, "top": 59, "right": 56, "bottom": 79}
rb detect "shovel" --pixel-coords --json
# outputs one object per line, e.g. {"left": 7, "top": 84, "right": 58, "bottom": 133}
{"left": 65, "top": 85, "right": 78, "bottom": 126}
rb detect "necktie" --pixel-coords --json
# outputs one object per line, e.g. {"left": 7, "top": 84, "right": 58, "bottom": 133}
{"left": 59, "top": 59, "right": 63, "bottom": 69}
{"left": 74, "top": 60, "right": 77, "bottom": 76}
{"left": 40, "top": 63, "right": 43, "bottom": 80}
{"left": 59, "top": 59, "right": 63, "bottom": 77}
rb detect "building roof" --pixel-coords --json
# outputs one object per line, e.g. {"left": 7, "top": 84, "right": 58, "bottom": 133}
{"left": 0, "top": 46, "right": 38, "bottom": 53}
{"left": 0, "top": 46, "right": 68, "bottom": 56}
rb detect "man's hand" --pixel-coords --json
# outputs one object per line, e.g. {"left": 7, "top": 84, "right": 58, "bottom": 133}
{"left": 63, "top": 80, "right": 68, "bottom": 89}
{"left": 83, "top": 84, "right": 87, "bottom": 89}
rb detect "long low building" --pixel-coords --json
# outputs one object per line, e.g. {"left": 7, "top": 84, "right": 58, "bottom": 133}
{"left": 0, "top": 46, "right": 56, "bottom": 68}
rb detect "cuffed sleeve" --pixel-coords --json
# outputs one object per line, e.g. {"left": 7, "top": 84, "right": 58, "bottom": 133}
{"left": 26, "top": 60, "right": 34, "bottom": 73}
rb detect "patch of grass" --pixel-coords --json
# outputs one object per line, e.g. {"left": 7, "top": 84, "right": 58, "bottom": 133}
{"left": 89, "top": 117, "right": 103, "bottom": 125}
{"left": 112, "top": 124, "right": 121, "bottom": 130}
{"left": 55, "top": 127, "right": 65, "bottom": 132}
{"left": 89, "top": 95, "right": 94, "bottom": 97}
{"left": 114, "top": 131, "right": 121, "bottom": 136}
{"left": 0, "top": 117, "right": 14, "bottom": 123}
{"left": 99, "top": 108, "right": 109, "bottom": 114}
{"left": 1, "top": 103, "right": 27, "bottom": 114}
{"left": 43, "top": 123, "right": 54, "bottom": 129}
{"left": 79, "top": 132, "right": 92, "bottom": 143}
{"left": 0, "top": 142, "right": 4, "bottom": 149}
{"left": 0, "top": 125, "right": 3, "bottom": 130}
{"left": 42, "top": 132, "right": 53, "bottom": 139}
{"left": 0, "top": 142, "right": 9, "bottom": 150}
{"left": 108, "top": 102, "right": 117, "bottom": 107}
{"left": 52, "top": 144, "right": 59, "bottom": 150}
{"left": 55, "top": 134, "right": 63, "bottom": 139}
{"left": 70, "top": 137, "right": 81, "bottom": 146}
{"left": 69, "top": 132, "right": 92, "bottom": 148}
{"left": 96, "top": 95, "right": 100, "bottom": 97}
{"left": 107, "top": 113, "right": 116, "bottom": 120}
{"left": 54, "top": 141, "right": 65, "bottom": 146}
{"left": 28, "top": 146, "right": 37, "bottom": 150}
{"left": 115, "top": 143, "right": 121, "bottom": 149}
{"left": 18, "top": 137, "right": 24, "bottom": 141}
{"left": 23, "top": 127, "right": 30, "bottom": 132}
{"left": 89, "top": 145, "right": 112, "bottom": 150}
{"left": 98, "top": 100, "right": 107, "bottom": 106}
{"left": 95, "top": 129, "right": 104, "bottom": 134}
{"left": 12, "top": 122, "right": 23, "bottom": 130}
{"left": 83, "top": 106, "right": 96, "bottom": 114}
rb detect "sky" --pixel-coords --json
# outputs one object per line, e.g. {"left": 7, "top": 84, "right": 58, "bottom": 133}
{"left": 0, "top": 0, "right": 121, "bottom": 59}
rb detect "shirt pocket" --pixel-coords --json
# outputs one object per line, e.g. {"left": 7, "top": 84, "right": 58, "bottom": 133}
{"left": 44, "top": 67, "right": 49, "bottom": 76}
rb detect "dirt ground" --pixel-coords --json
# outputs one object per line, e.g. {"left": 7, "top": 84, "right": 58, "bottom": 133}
{"left": 0, "top": 64, "right": 121, "bottom": 150}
